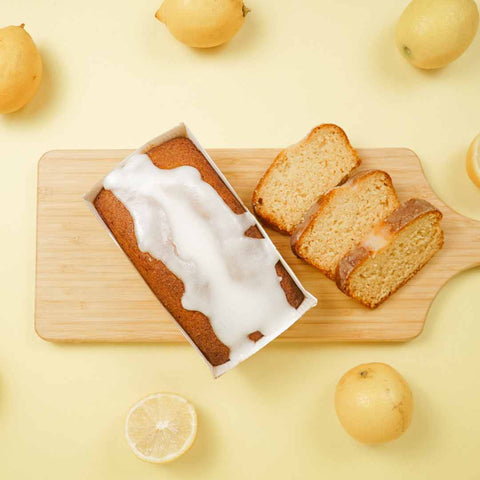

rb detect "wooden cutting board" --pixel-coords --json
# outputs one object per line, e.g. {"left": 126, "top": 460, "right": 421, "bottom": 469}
{"left": 35, "top": 148, "right": 480, "bottom": 343}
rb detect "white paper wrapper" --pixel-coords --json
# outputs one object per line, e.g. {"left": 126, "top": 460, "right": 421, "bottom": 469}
{"left": 84, "top": 123, "right": 317, "bottom": 377}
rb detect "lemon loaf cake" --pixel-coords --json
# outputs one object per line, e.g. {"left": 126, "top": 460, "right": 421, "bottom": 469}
{"left": 252, "top": 124, "right": 361, "bottom": 234}
{"left": 336, "top": 199, "right": 444, "bottom": 308}
{"left": 291, "top": 170, "right": 400, "bottom": 279}
{"left": 92, "top": 132, "right": 316, "bottom": 376}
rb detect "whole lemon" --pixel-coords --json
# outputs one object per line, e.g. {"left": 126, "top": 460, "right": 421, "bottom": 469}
{"left": 155, "top": 0, "right": 249, "bottom": 48}
{"left": 466, "top": 133, "right": 480, "bottom": 188}
{"left": 396, "top": 0, "right": 479, "bottom": 69}
{"left": 0, "top": 24, "right": 42, "bottom": 113}
{"left": 335, "top": 363, "right": 414, "bottom": 444}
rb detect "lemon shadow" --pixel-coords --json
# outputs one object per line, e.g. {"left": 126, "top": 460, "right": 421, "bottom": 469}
{"left": 434, "top": 148, "right": 480, "bottom": 220}
{"left": 1, "top": 45, "right": 62, "bottom": 126}
{"left": 188, "top": 7, "right": 260, "bottom": 58}
{"left": 373, "top": 21, "right": 447, "bottom": 90}
{"left": 160, "top": 403, "right": 218, "bottom": 472}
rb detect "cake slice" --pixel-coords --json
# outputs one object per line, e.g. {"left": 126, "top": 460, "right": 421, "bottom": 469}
{"left": 336, "top": 199, "right": 444, "bottom": 308}
{"left": 252, "top": 124, "right": 361, "bottom": 234}
{"left": 291, "top": 170, "right": 400, "bottom": 279}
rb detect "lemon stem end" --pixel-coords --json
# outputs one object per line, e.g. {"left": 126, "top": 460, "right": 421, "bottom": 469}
{"left": 155, "top": 6, "right": 165, "bottom": 23}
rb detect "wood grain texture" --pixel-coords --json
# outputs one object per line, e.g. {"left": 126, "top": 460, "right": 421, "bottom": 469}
{"left": 35, "top": 148, "right": 480, "bottom": 343}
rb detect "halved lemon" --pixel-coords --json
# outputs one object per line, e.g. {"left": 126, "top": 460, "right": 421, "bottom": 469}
{"left": 125, "top": 392, "right": 197, "bottom": 463}
{"left": 466, "top": 133, "right": 480, "bottom": 188}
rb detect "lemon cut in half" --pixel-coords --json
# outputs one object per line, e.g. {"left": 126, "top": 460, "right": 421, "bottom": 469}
{"left": 466, "top": 133, "right": 480, "bottom": 188}
{"left": 125, "top": 392, "right": 197, "bottom": 463}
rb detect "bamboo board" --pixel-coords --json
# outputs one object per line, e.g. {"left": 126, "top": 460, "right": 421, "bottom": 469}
{"left": 35, "top": 148, "right": 480, "bottom": 342}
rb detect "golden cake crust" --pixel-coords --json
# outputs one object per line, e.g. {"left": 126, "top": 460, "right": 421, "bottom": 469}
{"left": 335, "top": 198, "right": 444, "bottom": 308}
{"left": 290, "top": 170, "right": 399, "bottom": 279}
{"left": 252, "top": 124, "right": 361, "bottom": 234}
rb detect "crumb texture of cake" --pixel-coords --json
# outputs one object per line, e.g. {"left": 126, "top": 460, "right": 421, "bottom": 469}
{"left": 291, "top": 170, "right": 400, "bottom": 279}
{"left": 94, "top": 136, "right": 314, "bottom": 373}
{"left": 336, "top": 199, "right": 444, "bottom": 308}
{"left": 252, "top": 124, "right": 361, "bottom": 234}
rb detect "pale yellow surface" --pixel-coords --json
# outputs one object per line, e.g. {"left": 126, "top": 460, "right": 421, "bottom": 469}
{"left": 1, "top": 0, "right": 480, "bottom": 478}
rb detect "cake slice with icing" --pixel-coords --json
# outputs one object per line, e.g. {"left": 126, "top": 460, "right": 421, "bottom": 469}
{"left": 92, "top": 129, "right": 316, "bottom": 377}
{"left": 336, "top": 199, "right": 444, "bottom": 308}
{"left": 291, "top": 170, "right": 400, "bottom": 280}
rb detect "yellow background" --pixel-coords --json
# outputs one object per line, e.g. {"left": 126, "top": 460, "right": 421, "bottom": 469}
{"left": 2, "top": 0, "right": 480, "bottom": 478}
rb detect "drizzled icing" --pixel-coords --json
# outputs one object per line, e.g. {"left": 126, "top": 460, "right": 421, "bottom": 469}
{"left": 103, "top": 153, "right": 305, "bottom": 367}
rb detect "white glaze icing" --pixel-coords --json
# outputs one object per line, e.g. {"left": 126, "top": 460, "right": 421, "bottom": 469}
{"left": 362, "top": 231, "right": 389, "bottom": 252}
{"left": 103, "top": 153, "right": 303, "bottom": 367}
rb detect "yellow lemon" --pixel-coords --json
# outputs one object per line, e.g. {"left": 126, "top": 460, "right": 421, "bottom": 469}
{"left": 0, "top": 24, "right": 42, "bottom": 113}
{"left": 155, "top": 0, "right": 249, "bottom": 48}
{"left": 335, "top": 363, "right": 414, "bottom": 444}
{"left": 125, "top": 392, "right": 197, "bottom": 463}
{"left": 396, "top": 0, "right": 479, "bottom": 69}
{"left": 466, "top": 133, "right": 480, "bottom": 188}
